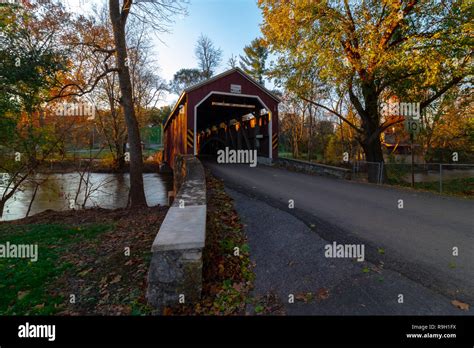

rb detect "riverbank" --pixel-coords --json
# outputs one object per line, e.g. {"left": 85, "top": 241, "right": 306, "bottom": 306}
{"left": 1, "top": 170, "right": 173, "bottom": 222}
{"left": 0, "top": 169, "right": 256, "bottom": 316}
{"left": 0, "top": 206, "right": 168, "bottom": 315}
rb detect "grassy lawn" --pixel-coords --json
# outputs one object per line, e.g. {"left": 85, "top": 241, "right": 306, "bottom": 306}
{"left": 392, "top": 177, "right": 474, "bottom": 197}
{"left": 0, "top": 206, "right": 168, "bottom": 315}
{"left": 0, "top": 224, "right": 111, "bottom": 315}
{"left": 0, "top": 173, "right": 264, "bottom": 316}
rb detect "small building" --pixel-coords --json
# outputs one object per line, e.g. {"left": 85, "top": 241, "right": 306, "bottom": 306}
{"left": 163, "top": 68, "right": 280, "bottom": 168}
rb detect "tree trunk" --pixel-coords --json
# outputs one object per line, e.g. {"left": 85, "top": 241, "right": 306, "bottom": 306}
{"left": 109, "top": 3, "right": 147, "bottom": 207}
{"left": 353, "top": 81, "right": 387, "bottom": 183}
{"left": 0, "top": 200, "right": 5, "bottom": 219}
{"left": 26, "top": 183, "right": 39, "bottom": 218}
{"left": 114, "top": 141, "right": 125, "bottom": 170}
{"left": 0, "top": 187, "right": 16, "bottom": 219}
{"left": 361, "top": 136, "right": 385, "bottom": 183}
{"left": 307, "top": 108, "right": 312, "bottom": 162}
{"left": 292, "top": 135, "right": 299, "bottom": 158}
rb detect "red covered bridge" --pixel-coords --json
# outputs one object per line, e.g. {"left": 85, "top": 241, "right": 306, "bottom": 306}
{"left": 163, "top": 68, "right": 280, "bottom": 168}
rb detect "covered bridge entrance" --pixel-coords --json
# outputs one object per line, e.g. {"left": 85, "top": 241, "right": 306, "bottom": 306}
{"left": 163, "top": 68, "right": 280, "bottom": 168}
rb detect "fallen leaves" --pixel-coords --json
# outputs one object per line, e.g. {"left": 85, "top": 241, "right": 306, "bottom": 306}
{"left": 451, "top": 300, "right": 469, "bottom": 311}
{"left": 110, "top": 274, "right": 122, "bottom": 285}
{"left": 294, "top": 288, "right": 330, "bottom": 303}
{"left": 252, "top": 292, "right": 285, "bottom": 315}
{"left": 17, "top": 290, "right": 30, "bottom": 300}
{"left": 78, "top": 268, "right": 93, "bottom": 277}
{"left": 165, "top": 170, "right": 255, "bottom": 315}
{"left": 295, "top": 292, "right": 312, "bottom": 303}
{"left": 33, "top": 303, "right": 45, "bottom": 310}
{"left": 163, "top": 307, "right": 173, "bottom": 316}
{"left": 316, "top": 288, "right": 330, "bottom": 300}
{"left": 33, "top": 206, "right": 167, "bottom": 315}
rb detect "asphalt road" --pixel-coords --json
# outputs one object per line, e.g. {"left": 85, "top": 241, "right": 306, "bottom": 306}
{"left": 229, "top": 189, "right": 466, "bottom": 315}
{"left": 204, "top": 160, "right": 474, "bottom": 308}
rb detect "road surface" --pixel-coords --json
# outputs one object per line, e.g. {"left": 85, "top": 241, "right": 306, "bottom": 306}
{"left": 204, "top": 160, "right": 474, "bottom": 307}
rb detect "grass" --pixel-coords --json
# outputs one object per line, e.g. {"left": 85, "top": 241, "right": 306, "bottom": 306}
{"left": 0, "top": 206, "right": 168, "bottom": 315}
{"left": 0, "top": 223, "right": 112, "bottom": 315}
{"left": 393, "top": 177, "right": 474, "bottom": 197}
{"left": 278, "top": 151, "right": 324, "bottom": 162}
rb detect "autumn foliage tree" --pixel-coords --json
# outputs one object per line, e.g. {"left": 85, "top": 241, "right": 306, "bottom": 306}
{"left": 259, "top": 0, "right": 472, "bottom": 182}
{"left": 107, "top": 0, "right": 185, "bottom": 207}
{"left": 420, "top": 86, "right": 474, "bottom": 162}
{"left": 0, "top": 1, "right": 71, "bottom": 217}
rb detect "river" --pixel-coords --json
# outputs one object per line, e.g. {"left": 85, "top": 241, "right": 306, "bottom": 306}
{"left": 0, "top": 172, "right": 173, "bottom": 221}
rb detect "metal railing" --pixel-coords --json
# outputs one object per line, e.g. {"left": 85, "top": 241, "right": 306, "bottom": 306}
{"left": 351, "top": 161, "right": 474, "bottom": 194}
{"left": 351, "top": 161, "right": 384, "bottom": 184}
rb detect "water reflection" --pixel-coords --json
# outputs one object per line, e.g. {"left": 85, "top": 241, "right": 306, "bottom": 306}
{"left": 0, "top": 172, "right": 173, "bottom": 221}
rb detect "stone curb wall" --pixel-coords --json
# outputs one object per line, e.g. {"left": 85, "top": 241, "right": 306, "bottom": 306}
{"left": 147, "top": 155, "right": 206, "bottom": 310}
{"left": 274, "top": 157, "right": 351, "bottom": 180}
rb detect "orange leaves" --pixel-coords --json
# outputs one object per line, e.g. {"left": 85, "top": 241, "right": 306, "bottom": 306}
{"left": 451, "top": 300, "right": 469, "bottom": 311}
{"left": 294, "top": 288, "right": 330, "bottom": 303}
{"left": 316, "top": 288, "right": 330, "bottom": 300}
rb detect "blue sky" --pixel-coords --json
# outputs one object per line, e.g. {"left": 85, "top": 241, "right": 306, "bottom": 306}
{"left": 154, "top": 0, "right": 264, "bottom": 82}
{"left": 154, "top": 0, "right": 266, "bottom": 104}
{"left": 65, "top": 0, "right": 266, "bottom": 105}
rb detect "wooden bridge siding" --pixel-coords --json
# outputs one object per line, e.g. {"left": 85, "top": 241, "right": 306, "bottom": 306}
{"left": 165, "top": 97, "right": 188, "bottom": 169}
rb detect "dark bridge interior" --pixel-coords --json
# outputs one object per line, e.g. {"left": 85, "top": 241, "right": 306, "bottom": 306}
{"left": 197, "top": 93, "right": 271, "bottom": 157}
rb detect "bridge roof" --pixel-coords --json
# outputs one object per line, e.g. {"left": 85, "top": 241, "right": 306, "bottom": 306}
{"left": 184, "top": 67, "right": 281, "bottom": 102}
{"left": 164, "top": 68, "right": 280, "bottom": 130}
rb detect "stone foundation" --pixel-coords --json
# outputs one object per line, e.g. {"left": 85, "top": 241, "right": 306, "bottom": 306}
{"left": 146, "top": 155, "right": 206, "bottom": 310}
{"left": 275, "top": 157, "right": 351, "bottom": 180}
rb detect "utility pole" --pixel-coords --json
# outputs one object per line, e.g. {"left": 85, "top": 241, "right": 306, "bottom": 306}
{"left": 410, "top": 132, "right": 415, "bottom": 188}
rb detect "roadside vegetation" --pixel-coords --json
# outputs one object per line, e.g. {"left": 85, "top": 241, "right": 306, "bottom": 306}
{"left": 164, "top": 171, "right": 255, "bottom": 315}
{"left": 391, "top": 177, "right": 474, "bottom": 198}
{"left": 0, "top": 206, "right": 167, "bottom": 315}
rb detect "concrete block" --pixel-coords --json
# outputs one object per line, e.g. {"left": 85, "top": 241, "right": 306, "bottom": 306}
{"left": 151, "top": 205, "right": 206, "bottom": 252}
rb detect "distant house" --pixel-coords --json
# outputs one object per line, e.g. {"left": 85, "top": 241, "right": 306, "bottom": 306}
{"left": 380, "top": 96, "right": 423, "bottom": 163}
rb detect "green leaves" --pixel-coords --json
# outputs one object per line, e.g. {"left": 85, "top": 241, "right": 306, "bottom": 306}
{"left": 240, "top": 37, "right": 268, "bottom": 85}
